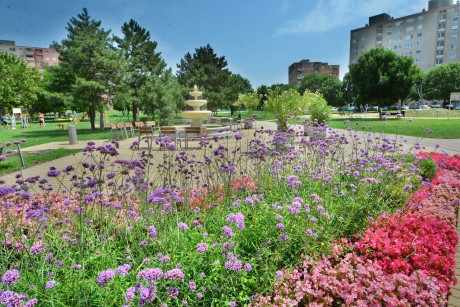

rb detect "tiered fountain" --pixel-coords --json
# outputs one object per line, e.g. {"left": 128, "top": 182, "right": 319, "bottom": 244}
{"left": 182, "top": 85, "right": 212, "bottom": 127}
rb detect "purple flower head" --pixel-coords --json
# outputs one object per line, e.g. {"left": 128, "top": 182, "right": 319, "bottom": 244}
{"left": 96, "top": 269, "right": 115, "bottom": 286}
{"left": 222, "top": 226, "right": 234, "bottom": 238}
{"left": 165, "top": 268, "right": 185, "bottom": 282}
{"left": 0, "top": 186, "right": 15, "bottom": 197}
{"left": 178, "top": 221, "right": 189, "bottom": 230}
{"left": 30, "top": 244, "right": 43, "bottom": 255}
{"left": 116, "top": 264, "right": 131, "bottom": 276}
{"left": 137, "top": 268, "right": 163, "bottom": 283}
{"left": 226, "top": 212, "right": 245, "bottom": 230}
{"left": 2, "top": 269, "right": 20, "bottom": 286}
{"left": 45, "top": 280, "right": 56, "bottom": 290}
{"left": 276, "top": 270, "right": 284, "bottom": 280}
{"left": 168, "top": 287, "right": 179, "bottom": 299}
{"left": 196, "top": 243, "right": 209, "bottom": 254}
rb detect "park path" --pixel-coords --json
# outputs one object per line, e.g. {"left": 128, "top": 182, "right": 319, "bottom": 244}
{"left": 1, "top": 121, "right": 460, "bottom": 304}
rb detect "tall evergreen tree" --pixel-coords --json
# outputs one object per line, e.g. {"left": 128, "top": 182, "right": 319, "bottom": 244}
{"left": 114, "top": 19, "right": 168, "bottom": 122}
{"left": 176, "top": 44, "right": 231, "bottom": 111}
{"left": 54, "top": 8, "right": 118, "bottom": 130}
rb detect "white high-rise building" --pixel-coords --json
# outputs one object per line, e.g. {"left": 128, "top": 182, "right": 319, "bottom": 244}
{"left": 350, "top": 0, "right": 460, "bottom": 72}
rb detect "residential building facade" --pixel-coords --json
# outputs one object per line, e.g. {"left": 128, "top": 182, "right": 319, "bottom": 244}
{"left": 288, "top": 59, "right": 340, "bottom": 87}
{"left": 0, "top": 39, "right": 59, "bottom": 71}
{"left": 349, "top": 0, "right": 460, "bottom": 72}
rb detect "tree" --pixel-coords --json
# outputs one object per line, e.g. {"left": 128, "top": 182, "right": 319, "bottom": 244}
{"left": 235, "top": 92, "right": 259, "bottom": 116}
{"left": 176, "top": 44, "right": 231, "bottom": 111}
{"left": 341, "top": 72, "right": 357, "bottom": 106}
{"left": 226, "top": 74, "right": 253, "bottom": 115}
{"left": 298, "top": 74, "right": 343, "bottom": 106}
{"left": 114, "top": 19, "right": 167, "bottom": 123}
{"left": 0, "top": 52, "right": 40, "bottom": 115}
{"left": 266, "top": 88, "right": 308, "bottom": 131}
{"left": 423, "top": 62, "right": 460, "bottom": 105}
{"left": 53, "top": 8, "right": 119, "bottom": 130}
{"left": 349, "top": 47, "right": 421, "bottom": 117}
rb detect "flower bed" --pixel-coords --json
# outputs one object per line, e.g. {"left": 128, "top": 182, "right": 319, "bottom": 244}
{"left": 255, "top": 152, "right": 460, "bottom": 306}
{"left": 0, "top": 126, "right": 457, "bottom": 306}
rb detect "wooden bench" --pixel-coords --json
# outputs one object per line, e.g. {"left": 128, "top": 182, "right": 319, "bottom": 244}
{"left": 138, "top": 126, "right": 156, "bottom": 148}
{"left": 159, "top": 126, "right": 183, "bottom": 148}
{"left": 184, "top": 126, "right": 206, "bottom": 148}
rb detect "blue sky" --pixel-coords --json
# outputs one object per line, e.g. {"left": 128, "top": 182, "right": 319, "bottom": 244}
{"left": 1, "top": 0, "right": 427, "bottom": 88}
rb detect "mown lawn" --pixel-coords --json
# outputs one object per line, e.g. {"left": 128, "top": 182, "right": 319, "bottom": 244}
{"left": 328, "top": 117, "right": 460, "bottom": 139}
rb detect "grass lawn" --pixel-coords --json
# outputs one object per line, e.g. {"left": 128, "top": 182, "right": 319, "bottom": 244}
{"left": 0, "top": 119, "right": 112, "bottom": 148}
{"left": 0, "top": 148, "right": 82, "bottom": 176}
{"left": 328, "top": 117, "right": 460, "bottom": 139}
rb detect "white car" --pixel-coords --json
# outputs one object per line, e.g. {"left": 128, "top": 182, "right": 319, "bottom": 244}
{"left": 431, "top": 103, "right": 441, "bottom": 108}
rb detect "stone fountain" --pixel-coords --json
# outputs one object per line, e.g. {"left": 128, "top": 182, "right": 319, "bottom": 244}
{"left": 182, "top": 85, "right": 212, "bottom": 126}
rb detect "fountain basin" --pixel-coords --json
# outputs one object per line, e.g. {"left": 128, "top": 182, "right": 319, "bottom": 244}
{"left": 182, "top": 110, "right": 211, "bottom": 119}
{"left": 185, "top": 100, "right": 208, "bottom": 109}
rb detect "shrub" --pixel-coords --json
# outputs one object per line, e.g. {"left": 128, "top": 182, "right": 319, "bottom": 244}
{"left": 304, "top": 90, "right": 332, "bottom": 125}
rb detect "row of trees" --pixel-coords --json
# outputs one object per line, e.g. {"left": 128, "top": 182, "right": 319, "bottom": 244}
{"left": 0, "top": 8, "right": 254, "bottom": 130}
{"left": 2, "top": 10, "right": 460, "bottom": 128}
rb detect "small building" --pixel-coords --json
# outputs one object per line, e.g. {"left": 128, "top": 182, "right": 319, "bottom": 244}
{"left": 288, "top": 59, "right": 340, "bottom": 87}
{"left": 0, "top": 39, "right": 59, "bottom": 72}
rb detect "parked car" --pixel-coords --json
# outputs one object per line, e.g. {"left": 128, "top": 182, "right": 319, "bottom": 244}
{"left": 400, "top": 105, "right": 409, "bottom": 110}
{"left": 431, "top": 103, "right": 441, "bottom": 108}
{"left": 445, "top": 104, "right": 455, "bottom": 109}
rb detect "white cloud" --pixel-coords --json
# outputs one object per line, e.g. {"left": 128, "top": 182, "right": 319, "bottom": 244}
{"left": 276, "top": 0, "right": 427, "bottom": 35}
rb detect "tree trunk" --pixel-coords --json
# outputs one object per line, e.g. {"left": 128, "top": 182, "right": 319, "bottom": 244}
{"left": 132, "top": 101, "right": 138, "bottom": 123}
{"left": 89, "top": 105, "right": 96, "bottom": 130}
{"left": 99, "top": 107, "right": 105, "bottom": 131}
{"left": 378, "top": 105, "right": 382, "bottom": 119}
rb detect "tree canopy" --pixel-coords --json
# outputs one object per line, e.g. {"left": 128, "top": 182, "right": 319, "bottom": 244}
{"left": 51, "top": 8, "right": 118, "bottom": 130}
{"left": 0, "top": 52, "right": 40, "bottom": 114}
{"left": 176, "top": 44, "right": 232, "bottom": 111}
{"left": 298, "top": 74, "right": 343, "bottom": 106}
{"left": 422, "top": 62, "right": 460, "bottom": 104}
{"left": 349, "top": 47, "right": 421, "bottom": 115}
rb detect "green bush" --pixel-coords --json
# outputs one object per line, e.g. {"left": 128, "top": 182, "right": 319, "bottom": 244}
{"left": 304, "top": 91, "right": 331, "bottom": 124}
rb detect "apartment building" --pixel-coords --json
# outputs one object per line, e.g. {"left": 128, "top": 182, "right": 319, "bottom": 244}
{"left": 0, "top": 39, "right": 59, "bottom": 71}
{"left": 349, "top": 0, "right": 460, "bottom": 72}
{"left": 288, "top": 59, "right": 340, "bottom": 87}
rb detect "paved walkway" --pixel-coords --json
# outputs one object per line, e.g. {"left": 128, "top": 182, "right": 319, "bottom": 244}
{"left": 1, "top": 121, "right": 460, "bottom": 304}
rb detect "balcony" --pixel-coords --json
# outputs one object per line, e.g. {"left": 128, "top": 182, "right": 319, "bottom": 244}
{"left": 436, "top": 54, "right": 444, "bottom": 58}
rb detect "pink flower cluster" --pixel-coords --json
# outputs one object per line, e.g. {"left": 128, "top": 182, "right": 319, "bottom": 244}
{"left": 255, "top": 152, "right": 460, "bottom": 305}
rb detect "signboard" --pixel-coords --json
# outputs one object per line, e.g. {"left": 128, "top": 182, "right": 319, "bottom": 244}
{"left": 12, "top": 108, "right": 21, "bottom": 114}
{"left": 451, "top": 92, "right": 460, "bottom": 102}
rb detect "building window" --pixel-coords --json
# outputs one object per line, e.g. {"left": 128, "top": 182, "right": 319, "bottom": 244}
{"left": 405, "top": 34, "right": 413, "bottom": 40}
{"left": 407, "top": 18, "right": 414, "bottom": 23}
{"left": 387, "top": 23, "right": 393, "bottom": 28}
{"left": 436, "top": 58, "right": 443, "bottom": 64}
{"left": 416, "top": 41, "right": 422, "bottom": 46}
{"left": 394, "top": 45, "right": 401, "bottom": 50}
{"left": 418, "top": 15, "right": 424, "bottom": 20}
{"left": 436, "top": 50, "right": 444, "bottom": 56}
{"left": 415, "top": 58, "right": 421, "bottom": 63}
{"left": 9, "top": 47, "right": 15, "bottom": 51}
{"left": 455, "top": 7, "right": 460, "bottom": 13}
{"left": 437, "top": 41, "right": 445, "bottom": 48}
{"left": 418, "top": 24, "right": 423, "bottom": 30}
{"left": 416, "top": 49, "right": 422, "bottom": 54}
{"left": 404, "top": 51, "right": 412, "bottom": 56}
{"left": 406, "top": 26, "right": 414, "bottom": 32}
{"left": 438, "top": 23, "right": 446, "bottom": 30}
{"left": 438, "top": 33, "right": 445, "bottom": 39}
{"left": 439, "top": 14, "right": 447, "bottom": 22}
{"left": 453, "top": 25, "right": 459, "bottom": 31}
{"left": 450, "top": 53, "right": 457, "bottom": 58}
{"left": 45, "top": 57, "right": 50, "bottom": 60}
{"left": 452, "top": 44, "right": 458, "bottom": 49}
{"left": 396, "top": 21, "right": 404, "bottom": 26}
{"left": 395, "top": 37, "right": 401, "bottom": 42}
{"left": 396, "top": 28, "right": 402, "bottom": 34}
{"left": 387, "top": 31, "right": 392, "bottom": 35}
{"left": 454, "top": 16, "right": 459, "bottom": 22}
{"left": 405, "top": 43, "right": 412, "bottom": 48}
{"left": 388, "top": 39, "right": 393, "bottom": 44}
{"left": 417, "top": 33, "right": 422, "bottom": 37}
{"left": 453, "top": 34, "right": 458, "bottom": 40}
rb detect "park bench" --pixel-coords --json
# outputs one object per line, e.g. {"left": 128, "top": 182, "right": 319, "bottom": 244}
{"left": 159, "top": 126, "right": 183, "bottom": 147}
{"left": 138, "top": 126, "right": 156, "bottom": 149}
{"left": 183, "top": 126, "right": 207, "bottom": 148}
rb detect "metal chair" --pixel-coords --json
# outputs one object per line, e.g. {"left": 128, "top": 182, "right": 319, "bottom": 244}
{"left": 124, "top": 122, "right": 135, "bottom": 138}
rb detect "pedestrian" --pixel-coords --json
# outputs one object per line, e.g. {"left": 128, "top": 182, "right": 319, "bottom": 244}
{"left": 21, "top": 114, "right": 29, "bottom": 128}
{"left": 38, "top": 112, "right": 45, "bottom": 127}
{"left": 2, "top": 114, "right": 9, "bottom": 128}
{"left": 10, "top": 114, "right": 16, "bottom": 129}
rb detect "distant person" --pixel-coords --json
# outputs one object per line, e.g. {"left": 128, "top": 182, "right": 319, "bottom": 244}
{"left": 10, "top": 114, "right": 16, "bottom": 129}
{"left": 2, "top": 114, "right": 9, "bottom": 128}
{"left": 73, "top": 111, "right": 78, "bottom": 123}
{"left": 21, "top": 114, "right": 29, "bottom": 128}
{"left": 38, "top": 112, "right": 45, "bottom": 127}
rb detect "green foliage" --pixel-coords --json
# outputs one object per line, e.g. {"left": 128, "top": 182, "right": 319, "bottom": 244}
{"left": 423, "top": 62, "right": 460, "bottom": 103}
{"left": 0, "top": 52, "right": 41, "bottom": 113}
{"left": 235, "top": 92, "right": 260, "bottom": 116}
{"left": 52, "top": 8, "right": 119, "bottom": 130}
{"left": 176, "top": 44, "right": 232, "bottom": 111}
{"left": 266, "top": 88, "right": 308, "bottom": 131}
{"left": 341, "top": 72, "right": 358, "bottom": 106}
{"left": 419, "top": 157, "right": 438, "bottom": 181}
{"left": 349, "top": 48, "right": 422, "bottom": 112}
{"left": 298, "top": 74, "right": 343, "bottom": 106}
{"left": 304, "top": 91, "right": 331, "bottom": 124}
